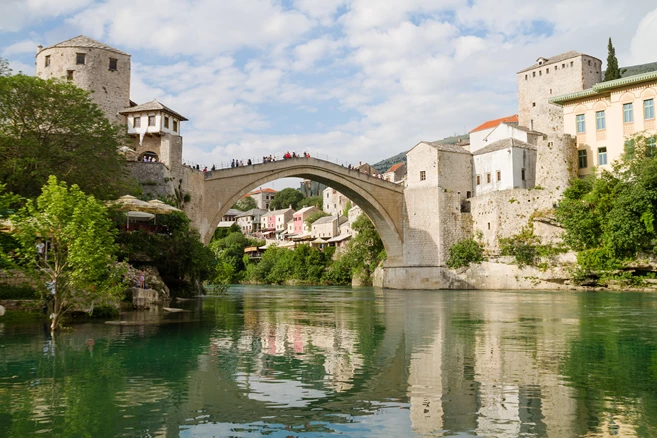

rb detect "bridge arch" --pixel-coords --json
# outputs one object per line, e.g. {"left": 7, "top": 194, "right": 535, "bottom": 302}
{"left": 201, "top": 158, "right": 405, "bottom": 266}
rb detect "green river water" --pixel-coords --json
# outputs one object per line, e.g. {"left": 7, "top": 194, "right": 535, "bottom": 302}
{"left": 1, "top": 286, "right": 657, "bottom": 437}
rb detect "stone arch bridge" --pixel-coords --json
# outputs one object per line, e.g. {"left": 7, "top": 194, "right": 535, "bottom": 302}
{"left": 201, "top": 157, "right": 405, "bottom": 266}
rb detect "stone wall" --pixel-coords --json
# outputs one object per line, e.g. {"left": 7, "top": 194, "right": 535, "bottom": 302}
{"left": 517, "top": 54, "right": 602, "bottom": 135}
{"left": 374, "top": 261, "right": 574, "bottom": 291}
{"left": 127, "top": 162, "right": 175, "bottom": 200}
{"left": 36, "top": 46, "right": 131, "bottom": 125}
{"left": 0, "top": 270, "right": 34, "bottom": 287}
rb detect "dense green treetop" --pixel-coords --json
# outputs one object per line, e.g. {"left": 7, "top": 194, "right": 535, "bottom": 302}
{"left": 270, "top": 188, "right": 305, "bottom": 210}
{"left": 233, "top": 196, "right": 258, "bottom": 211}
{"left": 305, "top": 211, "right": 330, "bottom": 229}
{"left": 0, "top": 72, "right": 136, "bottom": 199}
{"left": 298, "top": 195, "right": 323, "bottom": 209}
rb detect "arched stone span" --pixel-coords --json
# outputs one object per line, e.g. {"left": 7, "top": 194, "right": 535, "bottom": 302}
{"left": 201, "top": 158, "right": 405, "bottom": 266}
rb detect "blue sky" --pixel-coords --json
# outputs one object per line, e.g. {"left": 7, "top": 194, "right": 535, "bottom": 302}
{"left": 2, "top": 0, "right": 656, "bottom": 171}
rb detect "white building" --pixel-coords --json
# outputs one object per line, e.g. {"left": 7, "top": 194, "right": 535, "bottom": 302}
{"left": 323, "top": 187, "right": 350, "bottom": 215}
{"left": 236, "top": 208, "right": 268, "bottom": 234}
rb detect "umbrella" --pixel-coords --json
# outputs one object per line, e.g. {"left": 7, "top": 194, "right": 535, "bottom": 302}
{"left": 145, "top": 200, "right": 181, "bottom": 214}
{"left": 109, "top": 195, "right": 153, "bottom": 212}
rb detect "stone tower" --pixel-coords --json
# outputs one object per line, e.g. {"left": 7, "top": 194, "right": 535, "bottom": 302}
{"left": 517, "top": 51, "right": 601, "bottom": 134}
{"left": 35, "top": 35, "right": 131, "bottom": 124}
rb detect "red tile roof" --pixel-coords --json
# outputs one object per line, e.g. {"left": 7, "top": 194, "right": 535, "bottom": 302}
{"left": 385, "top": 163, "right": 405, "bottom": 173}
{"left": 470, "top": 115, "right": 518, "bottom": 133}
{"left": 250, "top": 188, "right": 277, "bottom": 195}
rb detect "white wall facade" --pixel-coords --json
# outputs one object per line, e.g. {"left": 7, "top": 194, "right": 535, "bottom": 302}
{"left": 473, "top": 147, "right": 536, "bottom": 196}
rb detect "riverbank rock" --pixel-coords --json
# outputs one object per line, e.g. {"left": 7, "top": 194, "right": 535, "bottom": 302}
{"left": 0, "top": 305, "right": 5, "bottom": 317}
{"left": 121, "top": 263, "right": 170, "bottom": 300}
{"left": 130, "top": 288, "right": 160, "bottom": 309}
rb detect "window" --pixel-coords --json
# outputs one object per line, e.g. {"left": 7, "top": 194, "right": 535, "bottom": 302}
{"left": 533, "top": 71, "right": 536, "bottom": 77}
{"left": 644, "top": 99, "right": 655, "bottom": 120}
{"left": 476, "top": 175, "right": 481, "bottom": 185}
{"left": 550, "top": 88, "right": 552, "bottom": 95}
{"left": 76, "top": 53, "right": 86, "bottom": 65}
{"left": 555, "top": 65, "right": 558, "bottom": 70}
{"left": 562, "top": 63, "right": 565, "bottom": 68}
{"left": 466, "top": 191, "right": 471, "bottom": 198}
{"left": 521, "top": 168, "right": 526, "bottom": 181}
{"left": 576, "top": 114, "right": 585, "bottom": 133}
{"left": 623, "top": 103, "right": 634, "bottom": 123}
{"left": 578, "top": 149, "right": 587, "bottom": 169}
{"left": 45, "top": 55, "right": 50, "bottom": 67}
{"left": 487, "top": 222, "right": 491, "bottom": 230}
{"left": 598, "top": 147, "right": 608, "bottom": 165}
{"left": 525, "top": 74, "right": 528, "bottom": 80}
{"left": 546, "top": 68, "right": 549, "bottom": 74}
{"left": 539, "top": 70, "right": 542, "bottom": 76}
{"left": 532, "top": 102, "right": 536, "bottom": 107}
{"left": 173, "top": 120, "right": 178, "bottom": 132}
{"left": 647, "top": 137, "right": 657, "bottom": 157}
{"left": 148, "top": 115, "right": 156, "bottom": 126}
{"left": 570, "top": 61, "right": 574, "bottom": 67}
{"left": 109, "top": 58, "right": 118, "bottom": 71}
{"left": 66, "top": 70, "right": 74, "bottom": 80}
{"left": 486, "top": 173, "right": 491, "bottom": 184}
{"left": 134, "top": 116, "right": 141, "bottom": 128}
{"left": 588, "top": 60, "right": 591, "bottom": 66}
{"left": 163, "top": 116, "right": 169, "bottom": 129}
{"left": 596, "top": 110, "right": 606, "bottom": 130}
{"left": 496, "top": 170, "right": 501, "bottom": 181}
{"left": 419, "top": 171, "right": 426, "bottom": 181}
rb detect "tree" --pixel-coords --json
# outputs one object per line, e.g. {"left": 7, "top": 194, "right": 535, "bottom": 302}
{"left": 0, "top": 58, "right": 10, "bottom": 77}
{"left": 347, "top": 214, "right": 386, "bottom": 284}
{"left": 270, "top": 188, "right": 305, "bottom": 210}
{"left": 305, "top": 211, "right": 330, "bottom": 229}
{"left": 299, "top": 196, "right": 323, "bottom": 209}
{"left": 13, "top": 176, "right": 125, "bottom": 331}
{"left": 604, "top": 38, "right": 625, "bottom": 82}
{"left": 0, "top": 183, "right": 21, "bottom": 270}
{"left": 233, "top": 196, "right": 257, "bottom": 211}
{"left": 0, "top": 74, "right": 136, "bottom": 199}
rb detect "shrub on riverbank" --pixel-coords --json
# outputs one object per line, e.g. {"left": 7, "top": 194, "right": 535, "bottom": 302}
{"left": 0, "top": 284, "right": 37, "bottom": 300}
{"left": 446, "top": 237, "right": 485, "bottom": 269}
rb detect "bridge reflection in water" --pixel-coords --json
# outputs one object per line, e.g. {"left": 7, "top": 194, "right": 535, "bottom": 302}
{"left": 1, "top": 287, "right": 657, "bottom": 437}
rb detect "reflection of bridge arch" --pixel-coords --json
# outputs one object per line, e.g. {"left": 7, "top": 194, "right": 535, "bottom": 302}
{"left": 201, "top": 158, "right": 405, "bottom": 265}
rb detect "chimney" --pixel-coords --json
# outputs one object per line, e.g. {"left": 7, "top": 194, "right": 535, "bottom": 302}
{"left": 37, "top": 45, "right": 43, "bottom": 53}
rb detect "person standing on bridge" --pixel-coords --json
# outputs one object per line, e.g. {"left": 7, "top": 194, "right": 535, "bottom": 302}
{"left": 247, "top": 159, "right": 252, "bottom": 165}
{"left": 231, "top": 160, "right": 235, "bottom": 168}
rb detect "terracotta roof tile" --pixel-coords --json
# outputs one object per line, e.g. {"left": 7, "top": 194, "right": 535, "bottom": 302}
{"left": 385, "top": 163, "right": 406, "bottom": 173}
{"left": 470, "top": 115, "right": 518, "bottom": 133}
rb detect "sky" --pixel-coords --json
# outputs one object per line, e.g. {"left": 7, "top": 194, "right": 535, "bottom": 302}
{"left": 1, "top": 0, "right": 657, "bottom": 173}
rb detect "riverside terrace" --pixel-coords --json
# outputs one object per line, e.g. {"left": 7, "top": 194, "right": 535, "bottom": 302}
{"left": 200, "top": 156, "right": 405, "bottom": 266}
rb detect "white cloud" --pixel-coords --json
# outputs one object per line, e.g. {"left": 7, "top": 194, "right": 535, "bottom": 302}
{"left": 0, "top": 0, "right": 91, "bottom": 32}
{"left": 629, "top": 6, "right": 657, "bottom": 65}
{"left": 66, "top": 0, "right": 314, "bottom": 56}
{"left": 2, "top": 40, "right": 39, "bottom": 56}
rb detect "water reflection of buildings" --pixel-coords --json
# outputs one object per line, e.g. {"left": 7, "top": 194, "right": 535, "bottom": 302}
{"left": 400, "top": 292, "right": 584, "bottom": 437}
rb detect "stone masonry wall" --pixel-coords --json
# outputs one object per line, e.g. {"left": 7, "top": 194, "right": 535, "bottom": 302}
{"left": 127, "top": 162, "right": 175, "bottom": 200}
{"left": 518, "top": 54, "right": 601, "bottom": 135}
{"left": 36, "top": 46, "right": 131, "bottom": 125}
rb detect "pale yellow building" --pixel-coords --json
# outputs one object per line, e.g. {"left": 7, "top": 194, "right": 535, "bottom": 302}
{"left": 550, "top": 71, "right": 657, "bottom": 175}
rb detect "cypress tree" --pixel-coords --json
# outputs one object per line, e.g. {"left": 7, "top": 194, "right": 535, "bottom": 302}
{"left": 604, "top": 38, "right": 623, "bottom": 81}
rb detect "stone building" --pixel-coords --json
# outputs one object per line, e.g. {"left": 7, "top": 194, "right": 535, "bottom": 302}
{"left": 312, "top": 215, "right": 347, "bottom": 240}
{"left": 35, "top": 35, "right": 131, "bottom": 125}
{"left": 292, "top": 206, "right": 320, "bottom": 235}
{"left": 236, "top": 208, "right": 267, "bottom": 234}
{"left": 517, "top": 51, "right": 602, "bottom": 134}
{"left": 261, "top": 208, "right": 294, "bottom": 235}
{"left": 383, "top": 163, "right": 407, "bottom": 183}
{"left": 549, "top": 71, "right": 657, "bottom": 176}
{"left": 249, "top": 188, "right": 277, "bottom": 210}
{"left": 323, "top": 187, "right": 350, "bottom": 215}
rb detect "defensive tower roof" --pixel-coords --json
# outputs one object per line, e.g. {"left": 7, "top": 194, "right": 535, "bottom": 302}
{"left": 42, "top": 35, "right": 130, "bottom": 56}
{"left": 119, "top": 99, "right": 189, "bottom": 121}
{"left": 517, "top": 50, "right": 601, "bottom": 73}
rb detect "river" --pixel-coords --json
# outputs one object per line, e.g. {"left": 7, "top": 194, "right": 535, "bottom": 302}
{"left": 1, "top": 286, "right": 657, "bottom": 437}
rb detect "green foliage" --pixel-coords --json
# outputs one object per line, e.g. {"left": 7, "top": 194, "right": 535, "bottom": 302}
{"left": 499, "top": 225, "right": 565, "bottom": 268}
{"left": 344, "top": 200, "right": 352, "bottom": 216}
{"left": 13, "top": 176, "right": 126, "bottom": 331}
{"left": 270, "top": 188, "right": 305, "bottom": 210}
{"left": 0, "top": 284, "right": 37, "bottom": 299}
{"left": 233, "top": 196, "right": 257, "bottom": 211}
{"left": 0, "top": 183, "right": 22, "bottom": 269}
{"left": 0, "top": 58, "right": 10, "bottom": 77}
{"left": 446, "top": 238, "right": 485, "bottom": 269}
{"left": 305, "top": 210, "right": 330, "bottom": 229}
{"left": 0, "top": 74, "right": 138, "bottom": 199}
{"left": 116, "top": 211, "right": 216, "bottom": 296}
{"left": 299, "top": 196, "right": 323, "bottom": 209}
{"left": 209, "top": 226, "right": 262, "bottom": 284}
{"left": 604, "top": 38, "right": 625, "bottom": 81}
{"left": 556, "top": 134, "right": 657, "bottom": 277}
{"left": 346, "top": 214, "right": 386, "bottom": 285}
